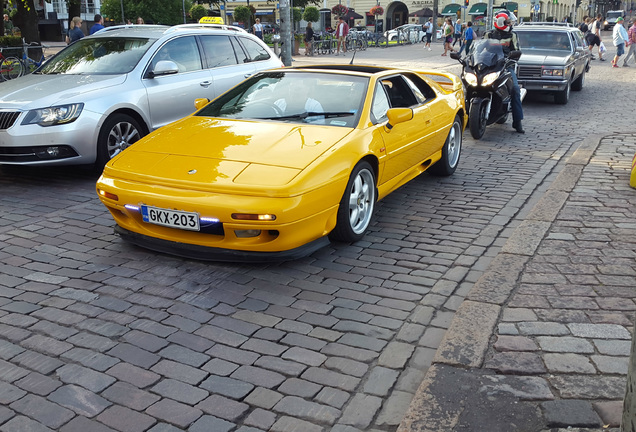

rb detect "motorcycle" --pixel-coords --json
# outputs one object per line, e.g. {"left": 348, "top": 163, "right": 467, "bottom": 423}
{"left": 450, "top": 39, "right": 526, "bottom": 140}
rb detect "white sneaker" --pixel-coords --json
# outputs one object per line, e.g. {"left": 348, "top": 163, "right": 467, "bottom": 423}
{"left": 428, "top": 47, "right": 431, "bottom": 51}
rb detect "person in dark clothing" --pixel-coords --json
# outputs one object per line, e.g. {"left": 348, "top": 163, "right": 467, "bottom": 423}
{"left": 484, "top": 10, "right": 524, "bottom": 134}
{"left": 305, "top": 22, "right": 315, "bottom": 56}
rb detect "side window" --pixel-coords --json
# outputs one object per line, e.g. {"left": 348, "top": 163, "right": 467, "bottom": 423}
{"left": 150, "top": 36, "right": 202, "bottom": 73}
{"left": 200, "top": 35, "right": 239, "bottom": 68}
{"left": 401, "top": 74, "right": 436, "bottom": 105}
{"left": 371, "top": 81, "right": 390, "bottom": 124}
{"left": 239, "top": 37, "right": 272, "bottom": 62}
{"left": 381, "top": 76, "right": 418, "bottom": 108}
{"left": 572, "top": 31, "right": 584, "bottom": 49}
{"left": 230, "top": 37, "right": 249, "bottom": 64}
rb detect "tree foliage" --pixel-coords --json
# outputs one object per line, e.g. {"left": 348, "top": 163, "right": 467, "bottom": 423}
{"left": 190, "top": 4, "right": 207, "bottom": 22}
{"left": 302, "top": 6, "right": 320, "bottom": 23}
{"left": 233, "top": 5, "right": 251, "bottom": 25}
{"left": 101, "top": 0, "right": 193, "bottom": 25}
{"left": 291, "top": 0, "right": 321, "bottom": 9}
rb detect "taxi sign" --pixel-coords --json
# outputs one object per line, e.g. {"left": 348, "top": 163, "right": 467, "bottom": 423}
{"left": 199, "top": 16, "right": 224, "bottom": 24}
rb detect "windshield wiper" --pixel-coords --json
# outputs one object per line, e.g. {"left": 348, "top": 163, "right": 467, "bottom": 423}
{"left": 258, "top": 111, "right": 355, "bottom": 120}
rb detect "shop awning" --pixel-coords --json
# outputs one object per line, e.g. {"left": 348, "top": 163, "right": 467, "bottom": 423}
{"left": 497, "top": 2, "right": 518, "bottom": 12}
{"left": 440, "top": 3, "right": 461, "bottom": 15}
{"left": 409, "top": 7, "right": 434, "bottom": 17}
{"left": 468, "top": 3, "right": 487, "bottom": 15}
{"left": 342, "top": 9, "right": 364, "bottom": 19}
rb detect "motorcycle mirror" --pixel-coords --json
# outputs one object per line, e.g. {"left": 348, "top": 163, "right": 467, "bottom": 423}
{"left": 450, "top": 52, "right": 461, "bottom": 60}
{"left": 509, "top": 50, "right": 522, "bottom": 60}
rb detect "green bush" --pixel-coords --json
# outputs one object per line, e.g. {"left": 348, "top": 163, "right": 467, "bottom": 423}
{"left": 0, "top": 36, "right": 21, "bottom": 47}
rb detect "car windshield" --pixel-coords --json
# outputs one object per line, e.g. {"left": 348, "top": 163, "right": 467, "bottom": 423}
{"left": 467, "top": 39, "right": 506, "bottom": 67}
{"left": 38, "top": 37, "right": 154, "bottom": 75}
{"left": 196, "top": 71, "right": 368, "bottom": 127}
{"left": 607, "top": 11, "right": 623, "bottom": 18}
{"left": 515, "top": 31, "right": 571, "bottom": 51}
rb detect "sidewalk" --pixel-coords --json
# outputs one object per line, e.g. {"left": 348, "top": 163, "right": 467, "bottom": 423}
{"left": 399, "top": 133, "right": 636, "bottom": 431}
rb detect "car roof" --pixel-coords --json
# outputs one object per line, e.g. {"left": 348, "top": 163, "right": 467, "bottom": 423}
{"left": 515, "top": 23, "right": 579, "bottom": 32}
{"left": 92, "top": 23, "right": 248, "bottom": 39}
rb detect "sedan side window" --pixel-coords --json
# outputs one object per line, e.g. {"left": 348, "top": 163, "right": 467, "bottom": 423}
{"left": 371, "top": 81, "right": 390, "bottom": 124}
{"left": 150, "top": 36, "right": 202, "bottom": 74}
{"left": 238, "top": 37, "right": 272, "bottom": 62}
{"left": 200, "top": 35, "right": 239, "bottom": 68}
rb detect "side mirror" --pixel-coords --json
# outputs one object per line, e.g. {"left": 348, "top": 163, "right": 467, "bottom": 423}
{"left": 509, "top": 50, "right": 522, "bottom": 60}
{"left": 194, "top": 98, "right": 210, "bottom": 110}
{"left": 149, "top": 60, "right": 179, "bottom": 78}
{"left": 386, "top": 108, "right": 413, "bottom": 130}
{"left": 450, "top": 52, "right": 461, "bottom": 60}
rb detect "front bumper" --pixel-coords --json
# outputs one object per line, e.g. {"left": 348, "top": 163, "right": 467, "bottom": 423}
{"left": 518, "top": 79, "right": 568, "bottom": 93}
{"left": 115, "top": 225, "right": 330, "bottom": 262}
{"left": 0, "top": 109, "right": 101, "bottom": 166}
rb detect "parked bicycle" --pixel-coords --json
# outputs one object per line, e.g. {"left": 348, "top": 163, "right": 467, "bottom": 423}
{"left": 367, "top": 32, "right": 388, "bottom": 48}
{"left": 0, "top": 39, "right": 48, "bottom": 81}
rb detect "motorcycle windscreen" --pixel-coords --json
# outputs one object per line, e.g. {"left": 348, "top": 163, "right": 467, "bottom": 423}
{"left": 467, "top": 39, "right": 506, "bottom": 70}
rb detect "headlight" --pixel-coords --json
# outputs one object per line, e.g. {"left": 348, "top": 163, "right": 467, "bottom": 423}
{"left": 22, "top": 103, "right": 84, "bottom": 127}
{"left": 464, "top": 72, "right": 478, "bottom": 86}
{"left": 542, "top": 68, "right": 564, "bottom": 76}
{"left": 481, "top": 72, "right": 501, "bottom": 86}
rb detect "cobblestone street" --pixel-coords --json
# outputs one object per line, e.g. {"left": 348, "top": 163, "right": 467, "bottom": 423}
{"left": 0, "top": 41, "right": 634, "bottom": 431}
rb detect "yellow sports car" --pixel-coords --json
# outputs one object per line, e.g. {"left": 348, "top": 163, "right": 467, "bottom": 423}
{"left": 96, "top": 65, "right": 466, "bottom": 261}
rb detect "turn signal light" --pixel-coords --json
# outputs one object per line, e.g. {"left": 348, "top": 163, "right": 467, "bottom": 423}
{"left": 231, "top": 213, "right": 276, "bottom": 221}
{"left": 97, "top": 189, "right": 119, "bottom": 201}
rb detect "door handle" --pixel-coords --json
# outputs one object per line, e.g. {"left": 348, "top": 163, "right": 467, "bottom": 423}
{"left": 200, "top": 81, "right": 212, "bottom": 87}
{"left": 244, "top": 73, "right": 253, "bottom": 78}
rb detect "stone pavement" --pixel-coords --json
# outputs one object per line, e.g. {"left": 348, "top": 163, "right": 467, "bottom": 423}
{"left": 0, "top": 38, "right": 634, "bottom": 432}
{"left": 400, "top": 134, "right": 636, "bottom": 431}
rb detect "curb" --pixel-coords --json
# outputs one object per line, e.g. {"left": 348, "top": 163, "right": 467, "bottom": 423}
{"left": 398, "top": 132, "right": 608, "bottom": 431}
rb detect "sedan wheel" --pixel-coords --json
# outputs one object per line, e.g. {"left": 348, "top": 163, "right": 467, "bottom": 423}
{"left": 96, "top": 114, "right": 144, "bottom": 169}
{"left": 330, "top": 161, "right": 376, "bottom": 243}
{"left": 555, "top": 79, "right": 570, "bottom": 104}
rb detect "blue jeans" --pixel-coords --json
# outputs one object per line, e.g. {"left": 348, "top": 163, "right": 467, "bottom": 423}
{"left": 508, "top": 67, "right": 523, "bottom": 124}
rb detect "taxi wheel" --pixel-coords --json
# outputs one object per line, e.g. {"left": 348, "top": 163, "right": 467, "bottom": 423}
{"left": 96, "top": 114, "right": 144, "bottom": 170}
{"left": 430, "top": 115, "right": 462, "bottom": 176}
{"left": 330, "top": 160, "right": 376, "bottom": 243}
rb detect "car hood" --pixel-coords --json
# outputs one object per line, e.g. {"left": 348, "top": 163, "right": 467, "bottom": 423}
{"left": 519, "top": 51, "right": 571, "bottom": 66}
{"left": 109, "top": 116, "right": 353, "bottom": 188}
{"left": 0, "top": 74, "right": 127, "bottom": 109}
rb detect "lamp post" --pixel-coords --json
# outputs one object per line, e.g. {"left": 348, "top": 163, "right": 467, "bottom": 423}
{"left": 121, "top": 0, "right": 125, "bottom": 24}
{"left": 183, "top": 0, "right": 186, "bottom": 23}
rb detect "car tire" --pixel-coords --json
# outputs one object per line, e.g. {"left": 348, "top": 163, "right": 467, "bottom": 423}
{"left": 390, "top": 36, "right": 397, "bottom": 42}
{"left": 571, "top": 70, "right": 585, "bottom": 91}
{"left": 555, "top": 79, "right": 570, "bottom": 104}
{"left": 330, "top": 160, "right": 376, "bottom": 243}
{"left": 429, "top": 115, "right": 462, "bottom": 177}
{"left": 96, "top": 114, "right": 144, "bottom": 170}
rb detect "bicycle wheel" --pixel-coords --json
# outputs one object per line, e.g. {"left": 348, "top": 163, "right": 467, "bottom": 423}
{"left": 1, "top": 57, "right": 24, "bottom": 80}
{"left": 378, "top": 36, "right": 388, "bottom": 48}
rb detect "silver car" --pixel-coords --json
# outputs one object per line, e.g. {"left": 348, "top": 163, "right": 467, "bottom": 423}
{"left": 0, "top": 24, "right": 283, "bottom": 167}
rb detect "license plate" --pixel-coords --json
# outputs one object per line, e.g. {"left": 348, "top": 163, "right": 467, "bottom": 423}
{"left": 141, "top": 205, "right": 200, "bottom": 231}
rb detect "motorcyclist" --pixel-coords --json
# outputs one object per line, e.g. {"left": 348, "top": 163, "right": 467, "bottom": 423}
{"left": 484, "top": 10, "right": 524, "bottom": 134}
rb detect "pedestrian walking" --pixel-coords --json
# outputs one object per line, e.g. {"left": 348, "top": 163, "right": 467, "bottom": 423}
{"left": 462, "top": 21, "right": 474, "bottom": 54}
{"left": 442, "top": 17, "right": 454, "bottom": 56}
{"left": 90, "top": 14, "right": 104, "bottom": 35}
{"left": 588, "top": 14, "right": 606, "bottom": 61}
{"left": 453, "top": 19, "right": 462, "bottom": 48}
{"left": 611, "top": 16, "right": 629, "bottom": 67}
{"left": 622, "top": 18, "right": 636, "bottom": 66}
{"left": 335, "top": 16, "right": 349, "bottom": 56}
{"left": 3, "top": 13, "right": 14, "bottom": 36}
{"left": 305, "top": 22, "right": 314, "bottom": 56}
{"left": 66, "top": 16, "right": 84, "bottom": 45}
{"left": 424, "top": 17, "right": 433, "bottom": 51}
{"left": 253, "top": 18, "right": 264, "bottom": 40}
